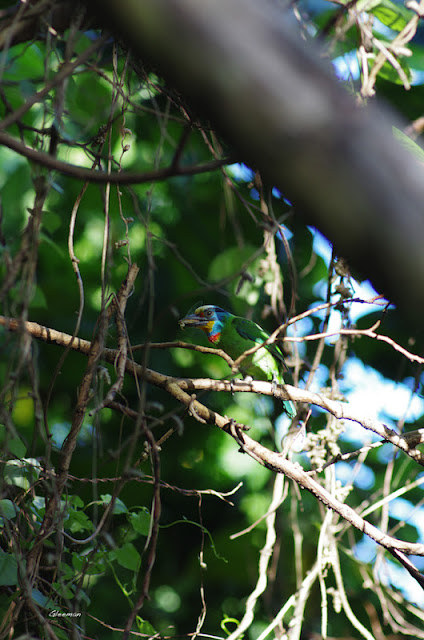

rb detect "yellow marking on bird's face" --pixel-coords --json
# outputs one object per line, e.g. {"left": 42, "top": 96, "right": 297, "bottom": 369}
{"left": 199, "top": 319, "right": 215, "bottom": 334}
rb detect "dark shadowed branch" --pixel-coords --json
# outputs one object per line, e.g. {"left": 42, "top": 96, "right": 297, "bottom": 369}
{"left": 84, "top": 0, "right": 424, "bottom": 327}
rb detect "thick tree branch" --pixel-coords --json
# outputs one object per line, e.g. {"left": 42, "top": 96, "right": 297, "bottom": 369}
{"left": 0, "top": 0, "right": 83, "bottom": 51}
{"left": 86, "top": 0, "right": 424, "bottom": 326}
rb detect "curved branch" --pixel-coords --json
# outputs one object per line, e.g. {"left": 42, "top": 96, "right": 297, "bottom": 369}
{"left": 1, "top": 313, "right": 424, "bottom": 560}
{"left": 0, "top": 131, "right": 233, "bottom": 184}
{"left": 131, "top": 340, "right": 235, "bottom": 368}
{"left": 1, "top": 314, "right": 422, "bottom": 464}
{"left": 180, "top": 377, "right": 424, "bottom": 465}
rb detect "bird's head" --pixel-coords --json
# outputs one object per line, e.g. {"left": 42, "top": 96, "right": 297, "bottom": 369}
{"left": 179, "top": 304, "right": 230, "bottom": 343}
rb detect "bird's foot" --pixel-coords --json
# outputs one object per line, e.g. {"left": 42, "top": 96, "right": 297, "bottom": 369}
{"left": 223, "top": 417, "right": 248, "bottom": 452}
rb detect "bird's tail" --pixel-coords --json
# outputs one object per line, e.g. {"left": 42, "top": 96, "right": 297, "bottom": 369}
{"left": 283, "top": 398, "right": 296, "bottom": 419}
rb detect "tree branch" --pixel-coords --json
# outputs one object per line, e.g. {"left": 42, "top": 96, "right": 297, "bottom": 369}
{"left": 1, "top": 314, "right": 423, "bottom": 464}
{"left": 85, "top": 0, "right": 424, "bottom": 327}
{"left": 0, "top": 131, "right": 233, "bottom": 184}
{"left": 2, "top": 314, "right": 424, "bottom": 561}
{"left": 0, "top": 0, "right": 84, "bottom": 51}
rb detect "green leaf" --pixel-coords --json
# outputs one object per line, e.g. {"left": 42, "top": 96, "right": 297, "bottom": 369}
{"left": 4, "top": 436, "right": 26, "bottom": 458}
{"left": 208, "top": 245, "right": 258, "bottom": 282}
{"left": 52, "top": 581, "right": 75, "bottom": 600}
{"left": 67, "top": 73, "right": 112, "bottom": 133}
{"left": 69, "top": 495, "right": 84, "bottom": 509}
{"left": 393, "top": 127, "right": 424, "bottom": 163}
{"left": 0, "top": 552, "right": 18, "bottom": 586}
{"left": 72, "top": 554, "right": 84, "bottom": 572}
{"left": 408, "top": 42, "right": 424, "bottom": 71}
{"left": 136, "top": 617, "right": 157, "bottom": 636}
{"left": 30, "top": 285, "right": 47, "bottom": 310}
{"left": 376, "top": 57, "right": 411, "bottom": 85}
{"left": 100, "top": 494, "right": 128, "bottom": 514}
{"left": 129, "top": 508, "right": 151, "bottom": 536}
{"left": 371, "top": 0, "right": 412, "bottom": 31}
{"left": 41, "top": 210, "right": 62, "bottom": 234}
{"left": 3, "top": 458, "right": 41, "bottom": 490}
{"left": 66, "top": 509, "right": 95, "bottom": 534}
{"left": 113, "top": 542, "right": 141, "bottom": 572}
{"left": 31, "top": 588, "right": 49, "bottom": 607}
{"left": 3, "top": 43, "right": 45, "bottom": 83}
{"left": 0, "top": 500, "right": 19, "bottom": 521}
{"left": 59, "top": 561, "right": 75, "bottom": 581}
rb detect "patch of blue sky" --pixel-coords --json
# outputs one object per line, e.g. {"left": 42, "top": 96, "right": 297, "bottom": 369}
{"left": 389, "top": 496, "right": 424, "bottom": 541}
{"left": 311, "top": 278, "right": 384, "bottom": 324}
{"left": 310, "top": 226, "right": 332, "bottom": 262}
{"left": 411, "top": 69, "right": 424, "bottom": 86}
{"left": 312, "top": 277, "right": 379, "bottom": 320}
{"left": 335, "top": 460, "right": 375, "bottom": 490}
{"left": 379, "top": 559, "right": 424, "bottom": 607}
{"left": 227, "top": 162, "right": 254, "bottom": 182}
{"left": 353, "top": 534, "right": 377, "bottom": 564}
{"left": 353, "top": 536, "right": 424, "bottom": 607}
{"left": 341, "top": 357, "right": 424, "bottom": 423}
{"left": 286, "top": 314, "right": 314, "bottom": 360}
{"left": 376, "top": 442, "right": 396, "bottom": 464}
{"left": 277, "top": 225, "right": 293, "bottom": 243}
{"left": 227, "top": 164, "right": 293, "bottom": 204}
{"left": 332, "top": 50, "right": 360, "bottom": 82}
{"left": 310, "top": 226, "right": 389, "bottom": 326}
{"left": 51, "top": 421, "right": 93, "bottom": 449}
{"left": 308, "top": 363, "right": 330, "bottom": 394}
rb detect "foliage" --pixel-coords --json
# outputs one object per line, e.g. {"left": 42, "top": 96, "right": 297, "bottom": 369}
{"left": 0, "top": 1, "right": 424, "bottom": 639}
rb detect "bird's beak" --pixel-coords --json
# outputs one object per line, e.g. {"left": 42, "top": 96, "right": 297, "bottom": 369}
{"left": 178, "top": 313, "right": 208, "bottom": 329}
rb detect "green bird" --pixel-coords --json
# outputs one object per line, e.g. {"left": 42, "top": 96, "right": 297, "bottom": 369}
{"left": 179, "top": 304, "right": 296, "bottom": 418}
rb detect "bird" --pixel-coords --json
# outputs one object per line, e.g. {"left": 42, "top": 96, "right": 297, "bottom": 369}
{"left": 179, "top": 304, "right": 296, "bottom": 418}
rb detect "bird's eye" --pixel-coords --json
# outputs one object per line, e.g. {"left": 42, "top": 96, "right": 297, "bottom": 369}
{"left": 205, "top": 309, "right": 212, "bottom": 317}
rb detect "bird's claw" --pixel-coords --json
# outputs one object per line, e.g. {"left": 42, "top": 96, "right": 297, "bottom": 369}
{"left": 224, "top": 417, "right": 247, "bottom": 452}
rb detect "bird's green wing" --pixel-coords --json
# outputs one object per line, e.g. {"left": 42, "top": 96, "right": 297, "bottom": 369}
{"left": 233, "top": 317, "right": 287, "bottom": 369}
{"left": 232, "top": 316, "right": 295, "bottom": 418}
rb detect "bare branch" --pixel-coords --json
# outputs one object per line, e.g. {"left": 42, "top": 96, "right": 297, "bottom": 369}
{"left": 2, "top": 314, "right": 424, "bottom": 560}
{"left": 1, "top": 314, "right": 423, "bottom": 464}
{"left": 0, "top": 130, "right": 233, "bottom": 184}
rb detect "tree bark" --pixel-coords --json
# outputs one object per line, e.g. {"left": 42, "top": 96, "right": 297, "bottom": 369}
{"left": 88, "top": 0, "right": 424, "bottom": 324}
